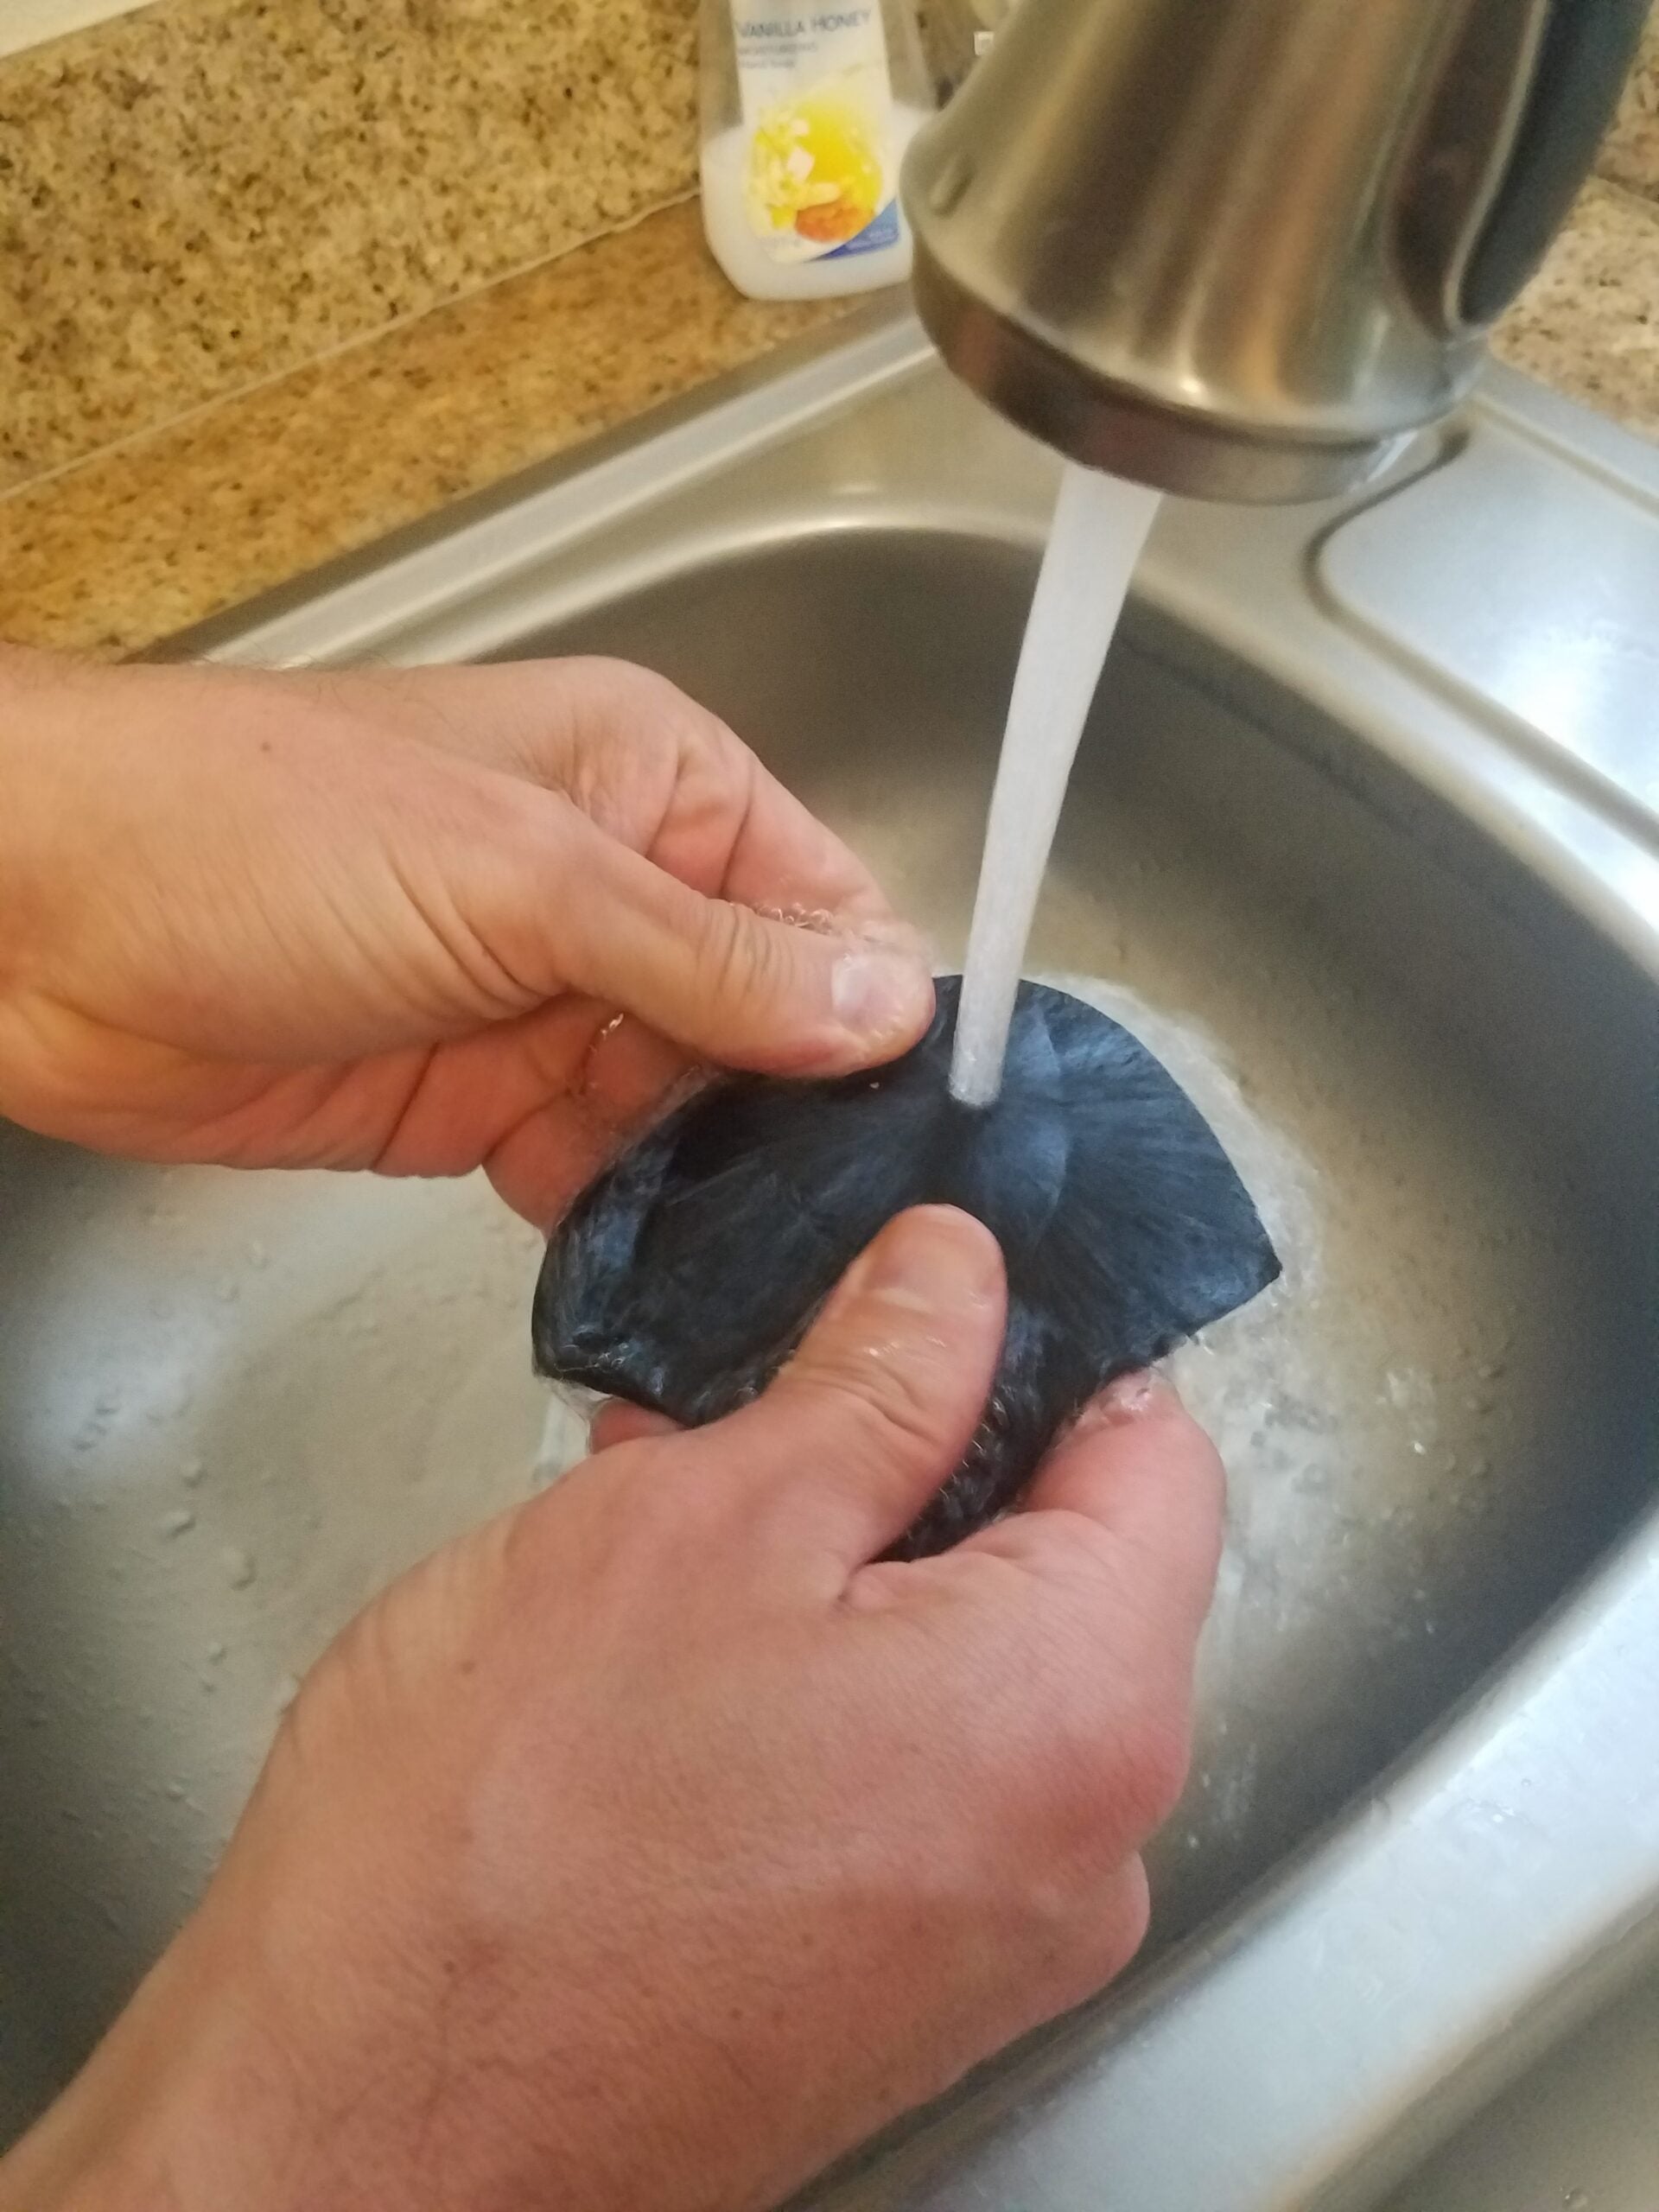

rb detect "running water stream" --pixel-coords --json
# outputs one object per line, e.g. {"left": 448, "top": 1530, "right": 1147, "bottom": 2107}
{"left": 949, "top": 461, "right": 1162, "bottom": 1107}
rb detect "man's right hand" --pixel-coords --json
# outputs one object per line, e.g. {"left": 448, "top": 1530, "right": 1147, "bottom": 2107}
{"left": 2, "top": 1207, "right": 1224, "bottom": 2212}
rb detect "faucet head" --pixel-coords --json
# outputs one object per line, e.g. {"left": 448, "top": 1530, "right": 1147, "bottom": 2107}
{"left": 902, "top": 0, "right": 1649, "bottom": 503}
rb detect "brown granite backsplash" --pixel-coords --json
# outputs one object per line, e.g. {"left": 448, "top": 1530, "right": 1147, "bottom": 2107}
{"left": 0, "top": 0, "right": 705, "bottom": 493}
{"left": 0, "top": 200, "right": 843, "bottom": 653}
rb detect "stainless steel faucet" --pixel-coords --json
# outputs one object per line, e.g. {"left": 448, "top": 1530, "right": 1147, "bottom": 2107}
{"left": 902, "top": 0, "right": 1649, "bottom": 500}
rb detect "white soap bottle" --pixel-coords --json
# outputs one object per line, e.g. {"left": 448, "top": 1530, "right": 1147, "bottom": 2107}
{"left": 700, "top": 0, "right": 937, "bottom": 302}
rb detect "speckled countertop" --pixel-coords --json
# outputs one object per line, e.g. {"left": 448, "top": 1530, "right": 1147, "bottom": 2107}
{"left": 1, "top": 180, "right": 1656, "bottom": 658}
{"left": 0, "top": 200, "right": 848, "bottom": 654}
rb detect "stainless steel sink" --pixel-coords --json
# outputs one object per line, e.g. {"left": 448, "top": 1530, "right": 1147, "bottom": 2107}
{"left": 3, "top": 304, "right": 1656, "bottom": 2202}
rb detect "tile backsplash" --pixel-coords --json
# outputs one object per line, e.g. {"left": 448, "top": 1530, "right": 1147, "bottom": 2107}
{"left": 1, "top": 0, "right": 1654, "bottom": 501}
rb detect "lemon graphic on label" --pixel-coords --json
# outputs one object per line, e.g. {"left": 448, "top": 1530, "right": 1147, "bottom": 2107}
{"left": 744, "top": 86, "right": 887, "bottom": 247}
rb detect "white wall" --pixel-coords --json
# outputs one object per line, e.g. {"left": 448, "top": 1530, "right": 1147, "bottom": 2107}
{"left": 0, "top": 1, "right": 160, "bottom": 61}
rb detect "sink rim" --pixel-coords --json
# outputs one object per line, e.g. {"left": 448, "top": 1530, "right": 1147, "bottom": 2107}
{"left": 81, "top": 304, "right": 1659, "bottom": 2202}
{"left": 158, "top": 299, "right": 1659, "bottom": 993}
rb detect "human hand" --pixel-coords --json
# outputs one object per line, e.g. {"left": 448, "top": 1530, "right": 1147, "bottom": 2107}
{"left": 1, "top": 1208, "right": 1223, "bottom": 2212}
{"left": 0, "top": 647, "right": 931, "bottom": 1221}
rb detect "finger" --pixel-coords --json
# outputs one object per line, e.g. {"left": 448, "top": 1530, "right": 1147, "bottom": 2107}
{"left": 384, "top": 658, "right": 938, "bottom": 1070}
{"left": 479, "top": 1008, "right": 696, "bottom": 1226}
{"left": 550, "top": 660, "right": 904, "bottom": 930}
{"left": 713, "top": 1207, "right": 1006, "bottom": 1577}
{"left": 1039, "top": 1859, "right": 1153, "bottom": 2024}
{"left": 589, "top": 1402, "right": 682, "bottom": 1453}
{"left": 550, "top": 809, "right": 935, "bottom": 1078}
{"left": 349, "top": 995, "right": 689, "bottom": 1223}
{"left": 971, "top": 1371, "right": 1226, "bottom": 1646}
{"left": 327, "top": 658, "right": 913, "bottom": 941}
{"left": 171, "top": 663, "right": 931, "bottom": 1077}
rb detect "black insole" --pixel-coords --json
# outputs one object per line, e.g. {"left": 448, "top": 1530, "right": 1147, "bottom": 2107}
{"left": 533, "top": 977, "right": 1281, "bottom": 1558}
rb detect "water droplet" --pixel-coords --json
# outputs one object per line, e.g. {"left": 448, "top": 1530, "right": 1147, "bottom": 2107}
{"left": 247, "top": 1241, "right": 270, "bottom": 1269}
{"left": 217, "top": 1278, "right": 241, "bottom": 1304}
{"left": 221, "top": 1546, "right": 257, "bottom": 1589}
{"left": 274, "top": 1673, "right": 302, "bottom": 1714}
{"left": 181, "top": 1455, "right": 207, "bottom": 1486}
{"left": 205, "top": 1642, "right": 226, "bottom": 1664}
{"left": 157, "top": 1508, "right": 196, "bottom": 1538}
{"left": 147, "top": 1379, "right": 194, "bottom": 1424}
{"left": 165, "top": 1779, "right": 186, "bottom": 1801}
{"left": 1563, "top": 2191, "right": 1591, "bottom": 2210}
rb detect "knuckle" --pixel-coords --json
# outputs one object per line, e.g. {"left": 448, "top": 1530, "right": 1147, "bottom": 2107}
{"left": 1103, "top": 1701, "right": 1195, "bottom": 1840}
{"left": 1112, "top": 1856, "right": 1154, "bottom": 1963}
{"left": 696, "top": 898, "right": 778, "bottom": 1014}
{"left": 1010, "top": 1509, "right": 1119, "bottom": 1587}
{"left": 1000, "top": 1857, "right": 1151, "bottom": 2024}
{"left": 607, "top": 1440, "right": 739, "bottom": 1556}
{"left": 1084, "top": 1859, "right": 1154, "bottom": 1991}
{"left": 807, "top": 1337, "right": 951, "bottom": 1466}
{"left": 1022, "top": 1657, "right": 1194, "bottom": 1853}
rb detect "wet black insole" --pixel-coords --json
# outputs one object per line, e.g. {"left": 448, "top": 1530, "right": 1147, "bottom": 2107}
{"left": 532, "top": 977, "right": 1281, "bottom": 1557}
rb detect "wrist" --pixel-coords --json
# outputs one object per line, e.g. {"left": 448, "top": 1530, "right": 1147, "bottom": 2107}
{"left": 0, "top": 1915, "right": 304, "bottom": 2212}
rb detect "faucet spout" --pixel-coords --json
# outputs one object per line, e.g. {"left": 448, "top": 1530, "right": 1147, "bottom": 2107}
{"left": 902, "top": 0, "right": 1648, "bottom": 501}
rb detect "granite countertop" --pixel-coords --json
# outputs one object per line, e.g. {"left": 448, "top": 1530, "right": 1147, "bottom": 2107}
{"left": 1, "top": 181, "right": 1656, "bottom": 659}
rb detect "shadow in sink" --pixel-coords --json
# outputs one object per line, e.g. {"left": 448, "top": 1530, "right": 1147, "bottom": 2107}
{"left": 0, "top": 1154, "right": 554, "bottom": 2127}
{"left": 2, "top": 520, "right": 1653, "bottom": 2139}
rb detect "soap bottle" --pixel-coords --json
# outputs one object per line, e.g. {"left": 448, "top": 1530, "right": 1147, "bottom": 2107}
{"left": 700, "top": 0, "right": 937, "bottom": 302}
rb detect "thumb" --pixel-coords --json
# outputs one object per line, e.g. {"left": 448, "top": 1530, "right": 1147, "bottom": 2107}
{"left": 715, "top": 1207, "right": 1007, "bottom": 1578}
{"left": 551, "top": 811, "right": 935, "bottom": 1077}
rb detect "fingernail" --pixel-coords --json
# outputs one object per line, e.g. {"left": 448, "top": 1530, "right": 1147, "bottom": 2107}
{"left": 846, "top": 1207, "right": 1001, "bottom": 1314}
{"left": 1084, "top": 1369, "right": 1179, "bottom": 1426}
{"left": 831, "top": 950, "right": 933, "bottom": 1042}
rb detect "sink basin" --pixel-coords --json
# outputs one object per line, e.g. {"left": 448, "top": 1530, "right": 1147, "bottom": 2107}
{"left": 3, "top": 305, "right": 1656, "bottom": 2198}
